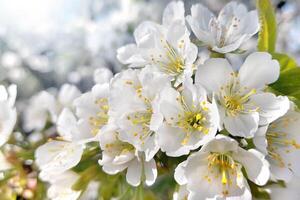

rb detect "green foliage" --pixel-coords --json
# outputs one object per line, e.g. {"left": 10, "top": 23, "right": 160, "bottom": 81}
{"left": 271, "top": 53, "right": 298, "bottom": 72}
{"left": 270, "top": 67, "right": 300, "bottom": 107}
{"left": 72, "top": 165, "right": 101, "bottom": 192}
{"left": 257, "top": 0, "right": 300, "bottom": 107}
{"left": 269, "top": 53, "right": 300, "bottom": 109}
{"left": 256, "top": 0, "right": 277, "bottom": 52}
{"left": 248, "top": 181, "right": 271, "bottom": 199}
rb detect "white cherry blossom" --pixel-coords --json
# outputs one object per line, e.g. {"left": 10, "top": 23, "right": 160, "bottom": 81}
{"left": 23, "top": 84, "right": 81, "bottom": 132}
{"left": 109, "top": 66, "right": 169, "bottom": 161}
{"left": 157, "top": 77, "right": 219, "bottom": 157}
{"left": 47, "top": 171, "right": 81, "bottom": 200}
{"left": 0, "top": 84, "right": 17, "bottom": 146}
{"left": 35, "top": 108, "right": 96, "bottom": 181}
{"left": 187, "top": 2, "right": 259, "bottom": 53}
{"left": 253, "top": 103, "right": 300, "bottom": 182}
{"left": 175, "top": 135, "right": 270, "bottom": 200}
{"left": 98, "top": 123, "right": 157, "bottom": 187}
{"left": 117, "top": 1, "right": 197, "bottom": 86}
{"left": 73, "top": 83, "right": 110, "bottom": 136}
{"left": 93, "top": 67, "right": 113, "bottom": 85}
{"left": 196, "top": 52, "right": 290, "bottom": 138}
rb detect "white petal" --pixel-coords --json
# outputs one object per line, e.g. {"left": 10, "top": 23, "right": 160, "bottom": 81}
{"left": 7, "top": 84, "right": 17, "bottom": 107}
{"left": 242, "top": 10, "right": 259, "bottom": 36}
{"left": 117, "top": 44, "right": 146, "bottom": 67}
{"left": 212, "top": 36, "right": 246, "bottom": 54}
{"left": 223, "top": 112, "right": 259, "bottom": 138}
{"left": 195, "top": 58, "right": 233, "bottom": 93}
{"left": 234, "top": 148, "right": 270, "bottom": 186}
{"left": 239, "top": 52, "right": 280, "bottom": 89}
{"left": 159, "top": 87, "right": 182, "bottom": 125}
{"left": 166, "top": 21, "right": 188, "bottom": 50}
{"left": 186, "top": 4, "right": 214, "bottom": 45}
{"left": 0, "top": 85, "right": 8, "bottom": 101}
{"left": 100, "top": 158, "right": 128, "bottom": 175}
{"left": 270, "top": 164, "right": 293, "bottom": 182}
{"left": 58, "top": 84, "right": 81, "bottom": 108}
{"left": 126, "top": 159, "right": 142, "bottom": 187}
{"left": 174, "top": 161, "right": 188, "bottom": 185}
{"left": 57, "top": 108, "right": 78, "bottom": 141}
{"left": 157, "top": 124, "right": 190, "bottom": 157}
{"left": 73, "top": 92, "right": 97, "bottom": 120}
{"left": 218, "top": 2, "right": 247, "bottom": 23}
{"left": 286, "top": 151, "right": 300, "bottom": 177}
{"left": 253, "top": 125, "right": 269, "bottom": 155}
{"left": 91, "top": 83, "right": 109, "bottom": 100}
{"left": 185, "top": 43, "right": 198, "bottom": 66}
{"left": 47, "top": 171, "right": 81, "bottom": 200}
{"left": 113, "top": 151, "right": 135, "bottom": 165}
{"left": 93, "top": 68, "right": 113, "bottom": 84}
{"left": 149, "top": 106, "right": 164, "bottom": 132}
{"left": 250, "top": 93, "right": 290, "bottom": 125}
{"left": 201, "top": 135, "right": 238, "bottom": 153}
{"left": 139, "top": 66, "right": 170, "bottom": 100}
{"left": 0, "top": 103, "right": 16, "bottom": 146}
{"left": 35, "top": 141, "right": 84, "bottom": 175}
{"left": 162, "top": 1, "right": 185, "bottom": 26}
{"left": 133, "top": 21, "right": 160, "bottom": 48}
{"left": 144, "top": 159, "right": 157, "bottom": 186}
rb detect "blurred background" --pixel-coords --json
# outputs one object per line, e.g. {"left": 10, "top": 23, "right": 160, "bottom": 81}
{"left": 0, "top": 0, "right": 299, "bottom": 101}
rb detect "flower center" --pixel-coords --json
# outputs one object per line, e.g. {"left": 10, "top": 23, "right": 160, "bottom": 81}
{"left": 207, "top": 153, "right": 237, "bottom": 185}
{"left": 127, "top": 110, "right": 152, "bottom": 126}
{"left": 150, "top": 40, "right": 185, "bottom": 76}
{"left": 89, "top": 98, "right": 109, "bottom": 135}
{"left": 224, "top": 96, "right": 244, "bottom": 112}
{"left": 179, "top": 112, "right": 208, "bottom": 132}
{"left": 175, "top": 96, "right": 210, "bottom": 145}
{"left": 219, "top": 73, "right": 257, "bottom": 116}
{"left": 124, "top": 80, "right": 154, "bottom": 145}
{"left": 126, "top": 109, "right": 153, "bottom": 145}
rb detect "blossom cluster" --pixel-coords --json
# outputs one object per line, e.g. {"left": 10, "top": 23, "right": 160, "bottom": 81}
{"left": 0, "top": 1, "right": 300, "bottom": 200}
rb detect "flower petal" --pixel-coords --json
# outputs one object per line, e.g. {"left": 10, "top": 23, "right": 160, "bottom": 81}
{"left": 144, "top": 158, "right": 157, "bottom": 186}
{"left": 162, "top": 1, "right": 185, "bottom": 26}
{"left": 35, "top": 141, "right": 84, "bottom": 177}
{"left": 195, "top": 58, "right": 233, "bottom": 93}
{"left": 239, "top": 52, "right": 280, "bottom": 89}
{"left": 234, "top": 149, "right": 270, "bottom": 186}
{"left": 186, "top": 4, "right": 214, "bottom": 45}
{"left": 126, "top": 159, "right": 142, "bottom": 187}
{"left": 223, "top": 112, "right": 259, "bottom": 138}
{"left": 117, "top": 44, "right": 146, "bottom": 67}
{"left": 270, "top": 163, "right": 293, "bottom": 182}
{"left": 253, "top": 125, "right": 269, "bottom": 155}
{"left": 58, "top": 84, "right": 81, "bottom": 108}
{"left": 250, "top": 93, "right": 290, "bottom": 125}
{"left": 174, "top": 161, "right": 188, "bottom": 185}
{"left": 157, "top": 124, "right": 189, "bottom": 157}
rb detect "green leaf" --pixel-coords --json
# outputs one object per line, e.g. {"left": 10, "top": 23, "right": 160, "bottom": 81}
{"left": 272, "top": 53, "right": 298, "bottom": 72}
{"left": 210, "top": 51, "right": 225, "bottom": 58}
{"left": 248, "top": 181, "right": 271, "bottom": 199}
{"left": 256, "top": 0, "right": 277, "bottom": 52}
{"left": 72, "top": 165, "right": 101, "bottom": 191}
{"left": 270, "top": 67, "right": 300, "bottom": 107}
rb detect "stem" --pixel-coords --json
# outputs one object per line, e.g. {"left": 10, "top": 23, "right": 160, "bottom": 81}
{"left": 210, "top": 51, "right": 225, "bottom": 58}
